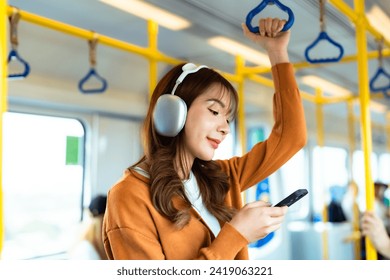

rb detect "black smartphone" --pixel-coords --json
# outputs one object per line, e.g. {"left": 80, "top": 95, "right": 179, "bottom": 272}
{"left": 273, "top": 189, "right": 308, "bottom": 207}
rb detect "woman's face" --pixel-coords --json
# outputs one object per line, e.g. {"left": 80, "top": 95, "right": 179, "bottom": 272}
{"left": 183, "top": 84, "right": 232, "bottom": 163}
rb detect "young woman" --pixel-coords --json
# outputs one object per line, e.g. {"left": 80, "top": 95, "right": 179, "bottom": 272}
{"left": 103, "top": 18, "right": 307, "bottom": 260}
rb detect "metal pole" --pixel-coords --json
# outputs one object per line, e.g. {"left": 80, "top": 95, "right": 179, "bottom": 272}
{"left": 0, "top": 0, "right": 8, "bottom": 259}
{"left": 354, "top": 0, "right": 376, "bottom": 260}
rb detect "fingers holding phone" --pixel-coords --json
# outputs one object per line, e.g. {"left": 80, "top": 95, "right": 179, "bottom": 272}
{"left": 229, "top": 200, "right": 288, "bottom": 243}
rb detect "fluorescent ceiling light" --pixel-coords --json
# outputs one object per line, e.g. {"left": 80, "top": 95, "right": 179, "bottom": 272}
{"left": 100, "top": 0, "right": 191, "bottom": 30}
{"left": 367, "top": 5, "right": 390, "bottom": 42}
{"left": 300, "top": 75, "right": 352, "bottom": 97}
{"left": 369, "top": 100, "right": 387, "bottom": 113}
{"left": 354, "top": 99, "right": 387, "bottom": 113}
{"left": 208, "top": 36, "right": 270, "bottom": 67}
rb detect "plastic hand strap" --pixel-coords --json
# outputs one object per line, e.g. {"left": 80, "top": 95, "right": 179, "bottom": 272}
{"left": 304, "top": 31, "right": 344, "bottom": 63}
{"left": 7, "top": 7, "right": 30, "bottom": 80}
{"left": 78, "top": 68, "right": 108, "bottom": 94}
{"left": 7, "top": 49, "right": 31, "bottom": 80}
{"left": 9, "top": 7, "right": 20, "bottom": 49}
{"left": 369, "top": 67, "right": 390, "bottom": 95}
{"left": 246, "top": 0, "right": 294, "bottom": 33}
{"left": 78, "top": 36, "right": 108, "bottom": 93}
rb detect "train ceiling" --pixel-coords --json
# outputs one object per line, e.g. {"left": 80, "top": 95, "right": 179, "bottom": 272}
{"left": 6, "top": 0, "right": 390, "bottom": 122}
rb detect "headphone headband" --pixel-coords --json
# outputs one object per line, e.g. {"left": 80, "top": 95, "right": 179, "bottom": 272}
{"left": 171, "top": 63, "right": 208, "bottom": 95}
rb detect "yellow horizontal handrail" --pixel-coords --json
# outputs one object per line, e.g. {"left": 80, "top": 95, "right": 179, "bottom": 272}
{"left": 244, "top": 48, "right": 390, "bottom": 75}
{"left": 7, "top": 5, "right": 373, "bottom": 108}
{"left": 6, "top": 6, "right": 181, "bottom": 64}
{"left": 329, "top": 0, "right": 390, "bottom": 47}
{"left": 6, "top": 6, "right": 247, "bottom": 86}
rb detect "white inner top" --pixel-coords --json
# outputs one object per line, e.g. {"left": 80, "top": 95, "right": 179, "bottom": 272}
{"left": 133, "top": 167, "right": 221, "bottom": 237}
{"left": 183, "top": 171, "right": 221, "bottom": 237}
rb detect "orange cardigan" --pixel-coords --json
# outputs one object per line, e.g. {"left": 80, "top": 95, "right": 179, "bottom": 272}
{"left": 103, "top": 63, "right": 307, "bottom": 260}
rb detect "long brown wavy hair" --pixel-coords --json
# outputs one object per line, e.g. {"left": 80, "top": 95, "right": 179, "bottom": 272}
{"left": 132, "top": 63, "right": 239, "bottom": 228}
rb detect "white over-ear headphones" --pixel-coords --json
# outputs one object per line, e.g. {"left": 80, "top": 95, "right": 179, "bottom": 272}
{"left": 153, "top": 63, "right": 208, "bottom": 137}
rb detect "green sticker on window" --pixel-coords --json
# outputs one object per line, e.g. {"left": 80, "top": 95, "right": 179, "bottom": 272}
{"left": 66, "top": 136, "right": 82, "bottom": 165}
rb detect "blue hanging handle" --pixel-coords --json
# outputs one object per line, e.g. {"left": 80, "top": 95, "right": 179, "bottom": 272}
{"left": 78, "top": 68, "right": 108, "bottom": 94}
{"left": 7, "top": 49, "right": 31, "bottom": 80}
{"left": 7, "top": 8, "right": 30, "bottom": 80}
{"left": 78, "top": 36, "right": 108, "bottom": 94}
{"left": 246, "top": 0, "right": 294, "bottom": 33}
{"left": 304, "top": 31, "right": 344, "bottom": 63}
{"left": 369, "top": 67, "right": 390, "bottom": 97}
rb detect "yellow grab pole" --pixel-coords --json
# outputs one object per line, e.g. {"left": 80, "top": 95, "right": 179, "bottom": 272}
{"left": 148, "top": 20, "right": 158, "bottom": 99}
{"left": 354, "top": 0, "right": 376, "bottom": 260}
{"left": 329, "top": 0, "right": 390, "bottom": 47}
{"left": 0, "top": 0, "right": 8, "bottom": 258}
{"left": 316, "top": 88, "right": 324, "bottom": 147}
{"left": 235, "top": 56, "right": 246, "bottom": 156}
{"left": 347, "top": 101, "right": 356, "bottom": 181}
{"left": 387, "top": 112, "right": 390, "bottom": 152}
{"left": 347, "top": 101, "right": 362, "bottom": 259}
{"left": 316, "top": 88, "right": 329, "bottom": 260}
{"left": 329, "top": 0, "right": 358, "bottom": 22}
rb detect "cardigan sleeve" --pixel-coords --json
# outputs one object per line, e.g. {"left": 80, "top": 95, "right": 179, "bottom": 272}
{"left": 218, "top": 63, "right": 307, "bottom": 191}
{"left": 197, "top": 223, "right": 249, "bottom": 260}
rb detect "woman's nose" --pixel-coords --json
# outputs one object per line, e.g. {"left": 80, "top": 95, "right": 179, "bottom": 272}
{"left": 218, "top": 120, "right": 230, "bottom": 135}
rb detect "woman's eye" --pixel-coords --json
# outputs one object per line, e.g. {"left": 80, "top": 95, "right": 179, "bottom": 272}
{"left": 209, "top": 109, "right": 219, "bottom": 116}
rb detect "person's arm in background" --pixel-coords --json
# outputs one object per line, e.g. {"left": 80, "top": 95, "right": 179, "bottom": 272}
{"left": 361, "top": 211, "right": 390, "bottom": 259}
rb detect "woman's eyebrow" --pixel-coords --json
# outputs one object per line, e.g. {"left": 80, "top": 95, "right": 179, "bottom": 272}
{"left": 206, "top": 98, "right": 225, "bottom": 108}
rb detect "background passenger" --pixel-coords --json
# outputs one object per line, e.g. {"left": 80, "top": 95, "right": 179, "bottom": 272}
{"left": 68, "top": 195, "right": 108, "bottom": 260}
{"left": 361, "top": 211, "right": 390, "bottom": 260}
{"left": 374, "top": 182, "right": 389, "bottom": 233}
{"left": 328, "top": 185, "right": 347, "bottom": 223}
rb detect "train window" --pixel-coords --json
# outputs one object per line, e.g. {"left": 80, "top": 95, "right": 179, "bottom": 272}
{"left": 2, "top": 112, "right": 85, "bottom": 259}
{"left": 378, "top": 153, "right": 390, "bottom": 184}
{"left": 278, "top": 149, "right": 308, "bottom": 216}
{"left": 312, "top": 146, "right": 348, "bottom": 214}
{"left": 352, "top": 150, "right": 378, "bottom": 208}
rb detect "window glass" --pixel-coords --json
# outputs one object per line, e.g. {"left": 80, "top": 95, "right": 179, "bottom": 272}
{"left": 378, "top": 153, "right": 390, "bottom": 184}
{"left": 312, "top": 146, "right": 348, "bottom": 214}
{"left": 2, "top": 112, "right": 85, "bottom": 259}
{"left": 352, "top": 150, "right": 378, "bottom": 208}
{"left": 279, "top": 150, "right": 306, "bottom": 198}
{"left": 278, "top": 149, "right": 308, "bottom": 216}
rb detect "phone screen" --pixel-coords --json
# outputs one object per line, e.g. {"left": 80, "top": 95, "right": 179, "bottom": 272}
{"left": 273, "top": 189, "right": 308, "bottom": 207}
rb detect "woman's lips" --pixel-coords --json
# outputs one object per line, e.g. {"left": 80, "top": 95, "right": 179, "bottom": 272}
{"left": 207, "top": 137, "right": 220, "bottom": 149}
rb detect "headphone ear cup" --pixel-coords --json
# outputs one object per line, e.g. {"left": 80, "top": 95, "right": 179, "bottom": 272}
{"left": 153, "top": 94, "right": 187, "bottom": 137}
